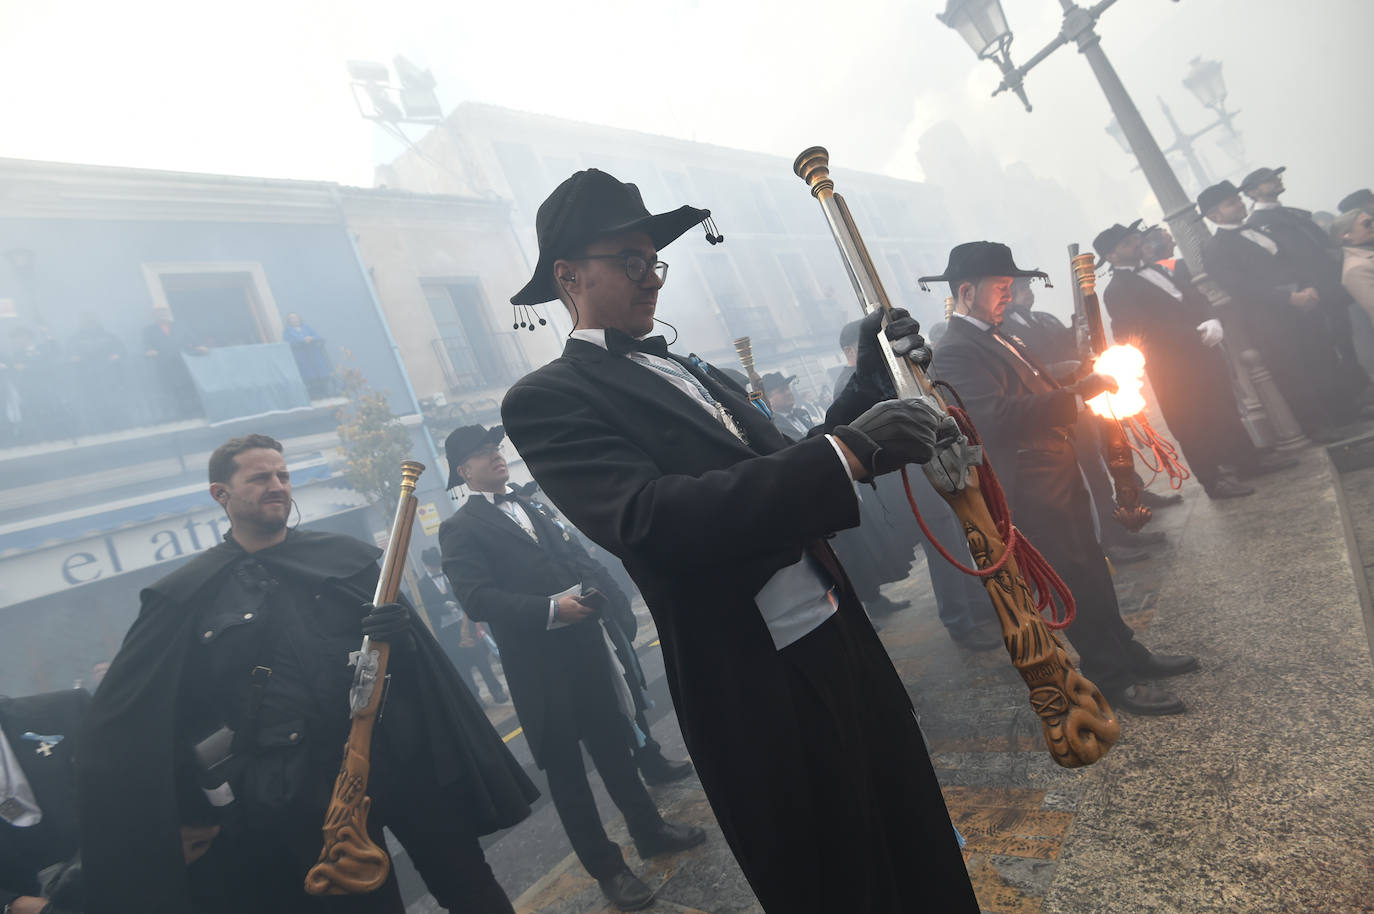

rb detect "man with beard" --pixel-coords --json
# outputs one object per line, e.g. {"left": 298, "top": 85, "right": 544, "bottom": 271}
{"left": 1242, "top": 166, "right": 1373, "bottom": 406}
{"left": 1096, "top": 221, "right": 1296, "bottom": 498}
{"left": 926, "top": 241, "right": 1199, "bottom": 717}
{"left": 78, "top": 433, "right": 536, "bottom": 914}
{"left": 498, "top": 168, "right": 979, "bottom": 912}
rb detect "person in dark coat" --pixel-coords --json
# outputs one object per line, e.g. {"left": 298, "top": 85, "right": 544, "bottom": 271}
{"left": 77, "top": 433, "right": 536, "bottom": 914}
{"left": 419, "top": 547, "right": 508, "bottom": 705}
{"left": 765, "top": 370, "right": 915, "bottom": 619}
{"left": 141, "top": 307, "right": 206, "bottom": 420}
{"left": 1199, "top": 181, "right": 1356, "bottom": 443}
{"left": 1, "top": 689, "right": 89, "bottom": 914}
{"left": 1096, "top": 221, "right": 1296, "bottom": 498}
{"left": 283, "top": 312, "right": 335, "bottom": 399}
{"left": 439, "top": 424, "right": 702, "bottom": 911}
{"left": 1242, "top": 166, "right": 1373, "bottom": 405}
{"left": 499, "top": 167, "right": 979, "bottom": 913}
{"left": 67, "top": 313, "right": 131, "bottom": 434}
{"left": 925, "top": 241, "right": 1199, "bottom": 717}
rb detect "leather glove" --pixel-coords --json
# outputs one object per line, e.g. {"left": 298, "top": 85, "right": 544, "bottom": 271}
{"left": 361, "top": 602, "right": 415, "bottom": 652}
{"left": 1196, "top": 319, "right": 1224, "bottom": 347}
{"left": 1071, "top": 372, "right": 1119, "bottom": 403}
{"left": 833, "top": 397, "right": 946, "bottom": 478}
{"left": 856, "top": 308, "right": 931, "bottom": 379}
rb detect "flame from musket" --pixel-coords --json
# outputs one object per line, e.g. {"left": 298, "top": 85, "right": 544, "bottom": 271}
{"left": 1086, "top": 344, "right": 1147, "bottom": 418}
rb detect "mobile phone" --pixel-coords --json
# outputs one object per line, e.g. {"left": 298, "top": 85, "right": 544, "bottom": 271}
{"left": 579, "top": 588, "right": 608, "bottom": 612}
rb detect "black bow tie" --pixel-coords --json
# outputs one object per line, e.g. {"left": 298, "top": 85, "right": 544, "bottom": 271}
{"left": 605, "top": 329, "right": 669, "bottom": 359}
{"left": 493, "top": 491, "right": 521, "bottom": 504}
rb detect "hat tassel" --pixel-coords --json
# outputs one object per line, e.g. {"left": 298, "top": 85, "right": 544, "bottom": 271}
{"left": 512, "top": 305, "right": 548, "bottom": 332}
{"left": 702, "top": 215, "right": 725, "bottom": 245}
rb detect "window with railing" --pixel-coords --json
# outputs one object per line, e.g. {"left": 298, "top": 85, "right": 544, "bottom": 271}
{"left": 422, "top": 280, "right": 525, "bottom": 393}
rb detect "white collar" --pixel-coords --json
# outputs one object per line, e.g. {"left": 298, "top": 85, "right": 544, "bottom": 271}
{"left": 570, "top": 328, "right": 658, "bottom": 350}
{"left": 951, "top": 311, "right": 993, "bottom": 332}
{"left": 474, "top": 486, "right": 516, "bottom": 504}
{"left": 1252, "top": 200, "right": 1280, "bottom": 211}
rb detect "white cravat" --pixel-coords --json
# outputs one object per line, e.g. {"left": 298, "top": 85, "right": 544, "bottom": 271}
{"left": 569, "top": 328, "right": 841, "bottom": 650}
{"left": 1233, "top": 226, "right": 1279, "bottom": 256}
{"left": 0, "top": 729, "right": 42, "bottom": 827}
{"left": 1134, "top": 264, "right": 1184, "bottom": 301}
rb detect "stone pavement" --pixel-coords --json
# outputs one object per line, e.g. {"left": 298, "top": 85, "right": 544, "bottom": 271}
{"left": 465, "top": 438, "right": 1374, "bottom": 914}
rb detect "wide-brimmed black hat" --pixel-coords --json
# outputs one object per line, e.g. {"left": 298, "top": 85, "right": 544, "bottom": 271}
{"left": 1092, "top": 218, "right": 1147, "bottom": 265}
{"left": 918, "top": 241, "right": 1048, "bottom": 290}
{"left": 1240, "top": 165, "right": 1285, "bottom": 193}
{"left": 1198, "top": 180, "right": 1241, "bottom": 217}
{"left": 420, "top": 546, "right": 442, "bottom": 566}
{"left": 444, "top": 424, "right": 504, "bottom": 489}
{"left": 511, "top": 169, "right": 712, "bottom": 306}
{"left": 760, "top": 371, "right": 796, "bottom": 393}
{"left": 1339, "top": 189, "right": 1373, "bottom": 213}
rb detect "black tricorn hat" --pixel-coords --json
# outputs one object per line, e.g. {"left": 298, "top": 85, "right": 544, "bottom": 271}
{"left": 420, "top": 546, "right": 441, "bottom": 566}
{"left": 918, "top": 241, "right": 1049, "bottom": 291}
{"left": 1198, "top": 180, "right": 1241, "bottom": 217}
{"left": 444, "top": 424, "right": 504, "bottom": 489}
{"left": 1239, "top": 165, "right": 1285, "bottom": 193}
{"left": 1092, "top": 218, "right": 1147, "bottom": 264}
{"left": 511, "top": 168, "right": 711, "bottom": 306}
{"left": 1339, "top": 189, "right": 1373, "bottom": 213}
{"left": 760, "top": 371, "right": 797, "bottom": 393}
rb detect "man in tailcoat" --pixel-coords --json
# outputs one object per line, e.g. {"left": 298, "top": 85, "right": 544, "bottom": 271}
{"left": 498, "top": 167, "right": 979, "bottom": 913}
{"left": 1199, "top": 180, "right": 1354, "bottom": 443}
{"left": 439, "top": 424, "right": 700, "bottom": 911}
{"left": 1243, "top": 166, "right": 1373, "bottom": 404}
{"left": 926, "top": 241, "right": 1200, "bottom": 717}
{"left": 1096, "top": 221, "right": 1296, "bottom": 498}
{"left": 78, "top": 433, "right": 536, "bottom": 914}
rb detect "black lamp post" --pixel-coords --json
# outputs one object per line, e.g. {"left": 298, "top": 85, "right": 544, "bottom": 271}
{"left": 937, "top": 0, "right": 1304, "bottom": 448}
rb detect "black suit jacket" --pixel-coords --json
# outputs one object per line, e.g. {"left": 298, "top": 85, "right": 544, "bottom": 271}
{"left": 930, "top": 316, "right": 1079, "bottom": 507}
{"left": 1248, "top": 205, "right": 1348, "bottom": 306}
{"left": 439, "top": 493, "right": 631, "bottom": 763}
{"left": 1203, "top": 227, "right": 1305, "bottom": 341}
{"left": 500, "top": 339, "right": 877, "bottom": 860}
{"left": 0, "top": 689, "right": 89, "bottom": 906}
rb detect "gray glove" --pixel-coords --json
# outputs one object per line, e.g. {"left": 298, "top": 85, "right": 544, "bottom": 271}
{"left": 833, "top": 398, "right": 947, "bottom": 478}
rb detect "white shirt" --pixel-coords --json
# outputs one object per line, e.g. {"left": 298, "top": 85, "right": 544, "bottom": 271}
{"left": 951, "top": 311, "right": 993, "bottom": 332}
{"left": 0, "top": 729, "right": 42, "bottom": 827}
{"left": 1251, "top": 200, "right": 1279, "bottom": 211}
{"left": 1134, "top": 263, "right": 1184, "bottom": 301}
{"left": 571, "top": 328, "right": 841, "bottom": 650}
{"left": 475, "top": 488, "right": 566, "bottom": 629}
{"left": 1219, "top": 225, "right": 1279, "bottom": 256}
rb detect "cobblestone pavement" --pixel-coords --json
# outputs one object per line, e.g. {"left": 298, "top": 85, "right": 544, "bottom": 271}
{"left": 419, "top": 435, "right": 1374, "bottom": 914}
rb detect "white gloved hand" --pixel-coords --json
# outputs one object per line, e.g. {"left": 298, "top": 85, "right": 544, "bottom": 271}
{"left": 1196, "top": 319, "right": 1224, "bottom": 347}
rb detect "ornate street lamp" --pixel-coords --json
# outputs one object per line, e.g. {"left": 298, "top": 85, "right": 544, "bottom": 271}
{"left": 937, "top": 0, "right": 1032, "bottom": 111}
{"left": 1182, "top": 56, "right": 1227, "bottom": 114}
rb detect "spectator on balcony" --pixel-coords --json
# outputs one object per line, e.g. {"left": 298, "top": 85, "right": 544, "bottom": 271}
{"left": 68, "top": 313, "right": 130, "bottom": 434}
{"left": 282, "top": 312, "right": 335, "bottom": 399}
{"left": 141, "top": 308, "right": 205, "bottom": 421}
{"left": 5, "top": 324, "right": 66, "bottom": 444}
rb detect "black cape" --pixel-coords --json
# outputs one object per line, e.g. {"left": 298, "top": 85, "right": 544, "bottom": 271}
{"left": 78, "top": 529, "right": 537, "bottom": 914}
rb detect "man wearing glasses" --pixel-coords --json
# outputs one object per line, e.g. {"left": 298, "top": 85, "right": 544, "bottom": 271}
{"left": 499, "top": 168, "right": 978, "bottom": 913}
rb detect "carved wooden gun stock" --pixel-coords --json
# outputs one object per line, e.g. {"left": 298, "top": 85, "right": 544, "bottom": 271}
{"left": 794, "top": 147, "right": 1119, "bottom": 768}
{"left": 305, "top": 459, "right": 425, "bottom": 894}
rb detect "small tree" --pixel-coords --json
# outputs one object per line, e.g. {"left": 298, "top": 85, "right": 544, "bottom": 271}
{"left": 335, "top": 352, "right": 412, "bottom": 507}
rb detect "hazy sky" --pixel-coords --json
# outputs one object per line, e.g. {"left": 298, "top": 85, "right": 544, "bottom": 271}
{"left": 1, "top": 0, "right": 1368, "bottom": 228}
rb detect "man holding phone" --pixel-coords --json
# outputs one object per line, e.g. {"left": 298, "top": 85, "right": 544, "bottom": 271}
{"left": 439, "top": 425, "right": 703, "bottom": 911}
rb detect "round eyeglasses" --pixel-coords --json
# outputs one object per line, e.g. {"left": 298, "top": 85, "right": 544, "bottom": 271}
{"left": 576, "top": 254, "right": 669, "bottom": 284}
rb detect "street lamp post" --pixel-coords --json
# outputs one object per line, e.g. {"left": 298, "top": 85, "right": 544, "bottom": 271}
{"left": 938, "top": 0, "right": 1305, "bottom": 449}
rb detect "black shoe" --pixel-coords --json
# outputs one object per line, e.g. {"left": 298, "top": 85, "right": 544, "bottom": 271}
{"left": 948, "top": 623, "right": 1003, "bottom": 651}
{"left": 597, "top": 866, "right": 655, "bottom": 911}
{"left": 1104, "top": 544, "right": 1151, "bottom": 566}
{"left": 866, "top": 595, "right": 911, "bottom": 616}
{"left": 1133, "top": 652, "right": 1200, "bottom": 679}
{"left": 1235, "top": 452, "right": 1300, "bottom": 478}
{"left": 634, "top": 821, "right": 707, "bottom": 859}
{"left": 639, "top": 755, "right": 695, "bottom": 786}
{"left": 1106, "top": 682, "right": 1186, "bottom": 716}
{"left": 1112, "top": 528, "right": 1167, "bottom": 547}
{"left": 1140, "top": 490, "right": 1184, "bottom": 509}
{"left": 1205, "top": 478, "right": 1256, "bottom": 500}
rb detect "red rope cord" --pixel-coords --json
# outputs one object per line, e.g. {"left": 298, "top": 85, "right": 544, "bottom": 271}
{"left": 901, "top": 405, "right": 1076, "bottom": 630}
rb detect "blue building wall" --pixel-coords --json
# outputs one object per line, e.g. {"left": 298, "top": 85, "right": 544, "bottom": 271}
{"left": 0, "top": 216, "right": 412, "bottom": 418}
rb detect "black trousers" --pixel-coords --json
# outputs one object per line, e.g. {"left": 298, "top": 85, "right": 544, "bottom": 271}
{"left": 454, "top": 644, "right": 505, "bottom": 700}
{"left": 539, "top": 680, "right": 665, "bottom": 880}
{"left": 1013, "top": 451, "right": 1150, "bottom": 693}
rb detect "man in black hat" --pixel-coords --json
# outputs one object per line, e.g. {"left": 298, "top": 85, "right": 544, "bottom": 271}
{"left": 439, "top": 423, "right": 701, "bottom": 911}
{"left": 1199, "top": 180, "right": 1356, "bottom": 442}
{"left": 1096, "top": 221, "right": 1296, "bottom": 499}
{"left": 1242, "top": 167, "right": 1373, "bottom": 404}
{"left": 78, "top": 433, "right": 536, "bottom": 914}
{"left": 926, "top": 240, "right": 1199, "bottom": 716}
{"left": 498, "top": 168, "right": 978, "bottom": 912}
